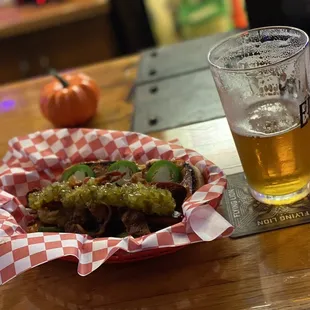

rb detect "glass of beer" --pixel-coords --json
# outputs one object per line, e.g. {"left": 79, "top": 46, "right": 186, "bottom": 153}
{"left": 208, "top": 26, "right": 310, "bottom": 205}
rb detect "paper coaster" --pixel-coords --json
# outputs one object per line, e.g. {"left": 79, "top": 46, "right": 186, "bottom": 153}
{"left": 221, "top": 173, "right": 310, "bottom": 238}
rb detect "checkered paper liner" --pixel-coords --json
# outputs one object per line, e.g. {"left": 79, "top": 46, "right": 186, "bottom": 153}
{"left": 0, "top": 129, "right": 233, "bottom": 284}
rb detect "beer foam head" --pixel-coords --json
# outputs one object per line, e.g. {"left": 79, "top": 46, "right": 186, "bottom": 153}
{"left": 208, "top": 27, "right": 308, "bottom": 71}
{"left": 231, "top": 98, "right": 300, "bottom": 137}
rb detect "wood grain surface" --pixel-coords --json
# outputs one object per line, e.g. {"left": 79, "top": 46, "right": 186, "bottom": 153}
{"left": 0, "top": 0, "right": 110, "bottom": 39}
{"left": 0, "top": 55, "right": 310, "bottom": 310}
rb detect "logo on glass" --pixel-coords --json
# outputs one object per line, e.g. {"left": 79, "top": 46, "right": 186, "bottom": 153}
{"left": 299, "top": 97, "right": 310, "bottom": 128}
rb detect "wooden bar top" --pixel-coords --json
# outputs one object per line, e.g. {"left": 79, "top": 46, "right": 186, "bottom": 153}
{"left": 1, "top": 55, "right": 310, "bottom": 310}
{"left": 0, "top": 0, "right": 110, "bottom": 38}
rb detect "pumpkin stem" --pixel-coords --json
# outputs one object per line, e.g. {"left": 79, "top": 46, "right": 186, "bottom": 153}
{"left": 49, "top": 69, "right": 69, "bottom": 88}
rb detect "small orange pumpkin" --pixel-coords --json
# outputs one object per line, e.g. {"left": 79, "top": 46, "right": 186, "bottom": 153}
{"left": 40, "top": 71, "right": 100, "bottom": 127}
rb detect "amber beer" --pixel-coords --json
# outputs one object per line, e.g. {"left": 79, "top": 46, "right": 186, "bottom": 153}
{"left": 231, "top": 98, "right": 310, "bottom": 204}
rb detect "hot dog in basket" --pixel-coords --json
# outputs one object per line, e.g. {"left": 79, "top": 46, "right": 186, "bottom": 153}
{"left": 26, "top": 159, "right": 204, "bottom": 238}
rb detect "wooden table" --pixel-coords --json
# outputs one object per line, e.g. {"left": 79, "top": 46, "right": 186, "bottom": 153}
{"left": 1, "top": 56, "right": 310, "bottom": 310}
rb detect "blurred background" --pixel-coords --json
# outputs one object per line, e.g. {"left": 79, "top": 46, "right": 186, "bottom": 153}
{"left": 3, "top": 0, "right": 310, "bottom": 86}
{"left": 0, "top": 0, "right": 248, "bottom": 85}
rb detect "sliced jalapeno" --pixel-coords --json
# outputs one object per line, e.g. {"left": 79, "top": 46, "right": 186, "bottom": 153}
{"left": 61, "top": 164, "right": 95, "bottom": 182}
{"left": 146, "top": 160, "right": 181, "bottom": 183}
{"left": 108, "top": 160, "right": 139, "bottom": 179}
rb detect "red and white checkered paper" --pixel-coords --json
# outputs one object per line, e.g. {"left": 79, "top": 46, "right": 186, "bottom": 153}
{"left": 0, "top": 129, "right": 233, "bottom": 284}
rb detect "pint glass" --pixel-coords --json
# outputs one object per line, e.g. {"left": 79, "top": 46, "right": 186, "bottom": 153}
{"left": 208, "top": 27, "right": 310, "bottom": 205}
